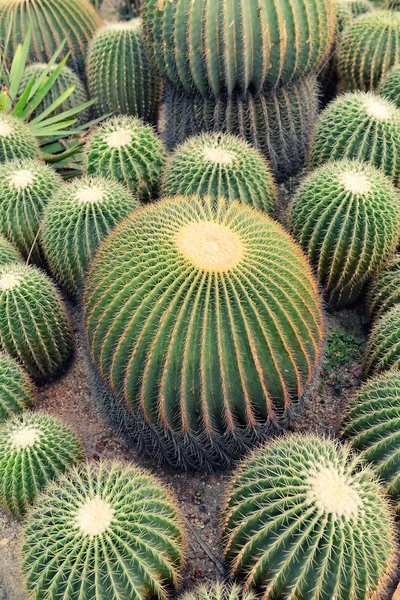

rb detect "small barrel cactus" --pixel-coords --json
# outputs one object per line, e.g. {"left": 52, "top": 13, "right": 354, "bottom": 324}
{"left": 84, "top": 116, "right": 166, "bottom": 198}
{"left": 0, "top": 263, "right": 73, "bottom": 380}
{"left": 0, "top": 159, "right": 63, "bottom": 264}
{"left": 162, "top": 133, "right": 277, "bottom": 215}
{"left": 379, "top": 65, "right": 400, "bottom": 108}
{"left": 180, "top": 583, "right": 256, "bottom": 600}
{"left": 0, "top": 352, "right": 33, "bottom": 422}
{"left": 42, "top": 176, "right": 140, "bottom": 295}
{"left": 310, "top": 92, "right": 400, "bottom": 186}
{"left": 340, "top": 0, "right": 372, "bottom": 15}
{"left": 338, "top": 12, "right": 400, "bottom": 91}
{"left": 87, "top": 20, "right": 161, "bottom": 123}
{"left": 0, "top": 114, "right": 39, "bottom": 164}
{"left": 83, "top": 195, "right": 323, "bottom": 471}
{"left": 289, "top": 160, "right": 400, "bottom": 308}
{"left": 367, "top": 254, "right": 400, "bottom": 321}
{"left": 364, "top": 305, "right": 400, "bottom": 376}
{"left": 0, "top": 411, "right": 82, "bottom": 518}
{"left": 0, "top": 236, "right": 23, "bottom": 266}
{"left": 141, "top": 0, "right": 335, "bottom": 97}
{"left": 22, "top": 461, "right": 183, "bottom": 600}
{"left": 223, "top": 434, "right": 396, "bottom": 600}
{"left": 341, "top": 370, "right": 400, "bottom": 508}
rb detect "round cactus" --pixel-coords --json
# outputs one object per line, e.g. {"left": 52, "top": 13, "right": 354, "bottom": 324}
{"left": 0, "top": 263, "right": 73, "bottom": 380}
{"left": 180, "top": 583, "right": 256, "bottom": 600}
{"left": 83, "top": 195, "right": 323, "bottom": 471}
{"left": 0, "top": 159, "right": 63, "bottom": 265}
{"left": 141, "top": 0, "right": 335, "bottom": 97}
{"left": 87, "top": 20, "right": 161, "bottom": 123}
{"left": 289, "top": 160, "right": 400, "bottom": 308}
{"left": 341, "top": 370, "right": 400, "bottom": 508}
{"left": 163, "top": 76, "right": 319, "bottom": 180}
{"left": 340, "top": 0, "right": 372, "bottom": 15}
{"left": 223, "top": 434, "right": 396, "bottom": 600}
{"left": 0, "top": 411, "right": 82, "bottom": 519}
{"left": 338, "top": 12, "right": 400, "bottom": 91}
{"left": 22, "top": 461, "right": 183, "bottom": 600}
{"left": 162, "top": 133, "right": 277, "bottom": 215}
{"left": 0, "top": 236, "right": 23, "bottom": 267}
{"left": 84, "top": 116, "right": 166, "bottom": 198}
{"left": 310, "top": 92, "right": 400, "bottom": 186}
{"left": 0, "top": 0, "right": 102, "bottom": 78}
{"left": 0, "top": 352, "right": 33, "bottom": 422}
{"left": 367, "top": 254, "right": 400, "bottom": 321}
{"left": 364, "top": 305, "right": 400, "bottom": 376}
{"left": 42, "top": 176, "right": 140, "bottom": 295}
{"left": 0, "top": 114, "right": 39, "bottom": 164}
{"left": 379, "top": 64, "right": 400, "bottom": 108}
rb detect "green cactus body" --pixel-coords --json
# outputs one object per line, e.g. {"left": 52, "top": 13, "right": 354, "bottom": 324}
{"left": 0, "top": 236, "right": 23, "bottom": 266}
{"left": 367, "top": 254, "right": 400, "bottom": 320}
{"left": 0, "top": 159, "right": 63, "bottom": 265}
{"left": 180, "top": 583, "right": 256, "bottom": 600}
{"left": 0, "top": 352, "right": 33, "bottom": 422}
{"left": 83, "top": 195, "right": 323, "bottom": 471}
{"left": 0, "top": 0, "right": 102, "bottom": 78}
{"left": 364, "top": 305, "right": 400, "bottom": 376}
{"left": 379, "top": 65, "right": 400, "bottom": 108}
{"left": 85, "top": 116, "right": 166, "bottom": 198}
{"left": 0, "top": 411, "right": 82, "bottom": 518}
{"left": 22, "top": 461, "right": 183, "bottom": 600}
{"left": 223, "top": 434, "right": 396, "bottom": 600}
{"left": 342, "top": 370, "right": 400, "bottom": 508}
{"left": 0, "top": 114, "right": 39, "bottom": 164}
{"left": 161, "top": 133, "right": 277, "bottom": 215}
{"left": 141, "top": 0, "right": 335, "bottom": 98}
{"left": 338, "top": 11, "right": 400, "bottom": 91}
{"left": 340, "top": 0, "right": 372, "bottom": 15}
{"left": 289, "top": 160, "right": 400, "bottom": 308}
{"left": 42, "top": 177, "right": 140, "bottom": 295}
{"left": 87, "top": 20, "right": 161, "bottom": 123}
{"left": 0, "top": 263, "right": 73, "bottom": 380}
{"left": 310, "top": 92, "right": 400, "bottom": 186}
{"left": 163, "top": 76, "right": 319, "bottom": 181}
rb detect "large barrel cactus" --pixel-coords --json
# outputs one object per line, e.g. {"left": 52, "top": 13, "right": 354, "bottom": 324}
{"left": 379, "top": 64, "right": 400, "bottom": 108}
{"left": 364, "top": 305, "right": 400, "bottom": 376}
{"left": 223, "top": 435, "right": 396, "bottom": 600}
{"left": 367, "top": 254, "right": 400, "bottom": 321}
{"left": 289, "top": 160, "right": 400, "bottom": 308}
{"left": 310, "top": 92, "right": 400, "bottom": 186}
{"left": 87, "top": 20, "right": 161, "bottom": 123}
{"left": 342, "top": 370, "right": 400, "bottom": 509}
{"left": 162, "top": 133, "right": 277, "bottom": 215}
{"left": 0, "top": 0, "right": 102, "bottom": 78}
{"left": 0, "top": 114, "right": 39, "bottom": 164}
{"left": 22, "top": 462, "right": 184, "bottom": 600}
{"left": 0, "top": 352, "right": 33, "bottom": 422}
{"left": 0, "top": 236, "right": 22, "bottom": 267}
{"left": 83, "top": 195, "right": 323, "bottom": 471}
{"left": 141, "top": 0, "right": 335, "bottom": 97}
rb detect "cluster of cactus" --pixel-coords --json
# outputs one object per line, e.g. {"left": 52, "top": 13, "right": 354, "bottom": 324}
{"left": 0, "top": 236, "right": 22, "bottom": 267}
{"left": 367, "top": 254, "right": 400, "bottom": 320}
{"left": 0, "top": 263, "right": 73, "bottom": 380}
{"left": 223, "top": 435, "right": 396, "bottom": 600}
{"left": 289, "top": 160, "right": 400, "bottom": 308}
{"left": 0, "top": 0, "right": 102, "bottom": 78}
{"left": 42, "top": 176, "right": 140, "bottom": 295}
{"left": 83, "top": 194, "right": 323, "bottom": 470}
{"left": 84, "top": 116, "right": 166, "bottom": 198}
{"left": 87, "top": 20, "right": 161, "bottom": 123}
{"left": 0, "top": 353, "right": 33, "bottom": 422}
{"left": 379, "top": 65, "right": 400, "bottom": 108}
{"left": 0, "top": 411, "right": 82, "bottom": 518}
{"left": 364, "top": 305, "right": 400, "bottom": 376}
{"left": 162, "top": 133, "right": 277, "bottom": 215}
{"left": 342, "top": 370, "right": 400, "bottom": 508}
{"left": 0, "top": 114, "right": 39, "bottom": 164}
{"left": 22, "top": 462, "right": 184, "bottom": 600}
{"left": 310, "top": 92, "right": 400, "bottom": 186}
{"left": 0, "top": 159, "right": 62, "bottom": 264}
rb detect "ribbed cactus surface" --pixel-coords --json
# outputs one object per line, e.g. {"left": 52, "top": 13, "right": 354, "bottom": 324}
{"left": 163, "top": 76, "right": 319, "bottom": 180}
{"left": 364, "top": 305, "right": 400, "bottom": 376}
{"left": 0, "top": 264, "right": 73, "bottom": 380}
{"left": 87, "top": 20, "right": 161, "bottom": 123}
{"left": 141, "top": 0, "right": 335, "bottom": 97}
{"left": 42, "top": 177, "right": 140, "bottom": 295}
{"left": 162, "top": 133, "right": 277, "bottom": 215}
{"left": 342, "top": 370, "right": 400, "bottom": 508}
{"left": 85, "top": 116, "right": 166, "bottom": 198}
{"left": 367, "top": 254, "right": 400, "bottom": 321}
{"left": 379, "top": 65, "right": 400, "bottom": 108}
{"left": 338, "top": 12, "right": 400, "bottom": 91}
{"left": 0, "top": 159, "right": 63, "bottom": 265}
{"left": 180, "top": 583, "right": 256, "bottom": 600}
{"left": 0, "top": 0, "right": 102, "bottom": 78}
{"left": 0, "top": 236, "right": 22, "bottom": 267}
{"left": 22, "top": 462, "right": 184, "bottom": 600}
{"left": 0, "top": 411, "right": 82, "bottom": 518}
{"left": 84, "top": 195, "right": 323, "bottom": 470}
{"left": 340, "top": 0, "right": 372, "bottom": 16}
{"left": 223, "top": 435, "right": 396, "bottom": 600}
{"left": 0, "top": 353, "right": 33, "bottom": 422}
{"left": 310, "top": 92, "right": 400, "bottom": 186}
{"left": 0, "top": 114, "right": 39, "bottom": 164}
{"left": 290, "top": 160, "right": 400, "bottom": 308}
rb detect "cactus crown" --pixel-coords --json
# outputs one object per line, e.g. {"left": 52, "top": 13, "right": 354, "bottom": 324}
{"left": 0, "top": 113, "right": 39, "bottom": 163}
{"left": 180, "top": 582, "right": 257, "bottom": 600}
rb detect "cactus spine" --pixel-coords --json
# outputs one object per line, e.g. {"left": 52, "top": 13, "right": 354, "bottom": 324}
{"left": 0, "top": 114, "right": 39, "bottom": 164}
{"left": 379, "top": 65, "right": 400, "bottom": 109}
{"left": 0, "top": 353, "right": 33, "bottom": 422}
{"left": 0, "top": 236, "right": 23, "bottom": 267}
{"left": 367, "top": 254, "right": 400, "bottom": 321}
{"left": 364, "top": 305, "right": 400, "bottom": 376}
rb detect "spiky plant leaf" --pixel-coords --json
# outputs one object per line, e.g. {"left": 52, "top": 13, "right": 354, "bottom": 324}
{"left": 0, "top": 352, "right": 33, "bottom": 422}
